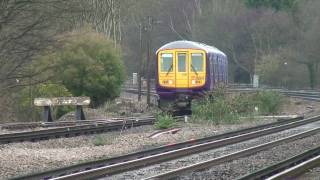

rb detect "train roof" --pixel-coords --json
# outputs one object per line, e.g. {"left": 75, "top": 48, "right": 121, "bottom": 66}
{"left": 156, "top": 40, "right": 226, "bottom": 56}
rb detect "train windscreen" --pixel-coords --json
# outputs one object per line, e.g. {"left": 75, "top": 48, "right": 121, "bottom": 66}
{"left": 191, "top": 53, "right": 203, "bottom": 72}
{"left": 160, "top": 53, "right": 173, "bottom": 72}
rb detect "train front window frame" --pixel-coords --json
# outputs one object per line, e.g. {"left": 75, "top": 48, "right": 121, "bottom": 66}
{"left": 160, "top": 53, "right": 173, "bottom": 72}
{"left": 191, "top": 53, "right": 203, "bottom": 72}
{"left": 177, "top": 53, "right": 187, "bottom": 72}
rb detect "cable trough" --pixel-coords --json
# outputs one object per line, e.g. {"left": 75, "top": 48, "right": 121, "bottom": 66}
{"left": 13, "top": 115, "right": 320, "bottom": 180}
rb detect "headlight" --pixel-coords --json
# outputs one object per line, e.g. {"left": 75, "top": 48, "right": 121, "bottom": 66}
{"left": 168, "top": 80, "right": 173, "bottom": 85}
{"left": 192, "top": 80, "right": 196, "bottom": 84}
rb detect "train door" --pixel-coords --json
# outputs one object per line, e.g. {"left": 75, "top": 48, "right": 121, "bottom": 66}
{"left": 175, "top": 52, "right": 189, "bottom": 88}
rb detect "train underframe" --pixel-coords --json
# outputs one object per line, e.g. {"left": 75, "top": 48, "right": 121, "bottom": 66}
{"left": 158, "top": 93, "right": 193, "bottom": 116}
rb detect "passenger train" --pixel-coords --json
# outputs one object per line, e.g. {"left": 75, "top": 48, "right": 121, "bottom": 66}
{"left": 155, "top": 40, "right": 228, "bottom": 112}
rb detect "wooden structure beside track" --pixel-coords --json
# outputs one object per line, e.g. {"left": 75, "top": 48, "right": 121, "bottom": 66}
{"left": 34, "top": 97, "right": 91, "bottom": 122}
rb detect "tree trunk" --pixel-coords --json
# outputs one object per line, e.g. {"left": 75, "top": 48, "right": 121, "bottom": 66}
{"left": 307, "top": 63, "right": 316, "bottom": 89}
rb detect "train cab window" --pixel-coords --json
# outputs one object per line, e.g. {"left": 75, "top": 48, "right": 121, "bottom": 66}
{"left": 191, "top": 53, "right": 203, "bottom": 72}
{"left": 177, "top": 53, "right": 186, "bottom": 72}
{"left": 160, "top": 53, "right": 173, "bottom": 72}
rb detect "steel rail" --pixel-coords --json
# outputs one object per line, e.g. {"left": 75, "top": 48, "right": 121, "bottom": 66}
{"left": 11, "top": 116, "right": 303, "bottom": 180}
{"left": 1, "top": 120, "right": 112, "bottom": 130}
{"left": 238, "top": 146, "right": 320, "bottom": 180}
{"left": 1, "top": 116, "right": 155, "bottom": 130}
{"left": 282, "top": 91, "right": 320, "bottom": 102}
{"left": 266, "top": 152, "right": 320, "bottom": 179}
{"left": 145, "top": 127, "right": 320, "bottom": 180}
{"left": 0, "top": 117, "right": 155, "bottom": 144}
{"left": 39, "top": 116, "right": 320, "bottom": 180}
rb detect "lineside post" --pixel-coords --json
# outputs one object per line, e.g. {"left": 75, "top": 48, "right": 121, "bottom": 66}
{"left": 138, "top": 23, "right": 143, "bottom": 101}
{"left": 146, "top": 16, "right": 153, "bottom": 106}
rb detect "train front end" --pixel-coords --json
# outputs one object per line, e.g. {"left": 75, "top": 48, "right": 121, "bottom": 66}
{"left": 156, "top": 47, "right": 207, "bottom": 111}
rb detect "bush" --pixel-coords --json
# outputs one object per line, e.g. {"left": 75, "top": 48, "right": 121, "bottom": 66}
{"left": 192, "top": 96, "right": 239, "bottom": 124}
{"left": 254, "top": 91, "right": 284, "bottom": 115}
{"left": 93, "top": 135, "right": 107, "bottom": 146}
{"left": 35, "top": 29, "right": 125, "bottom": 107}
{"left": 192, "top": 89, "right": 285, "bottom": 124}
{"left": 154, "top": 113, "right": 176, "bottom": 129}
{"left": 231, "top": 94, "right": 257, "bottom": 116}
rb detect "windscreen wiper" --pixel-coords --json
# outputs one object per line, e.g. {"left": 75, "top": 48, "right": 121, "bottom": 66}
{"left": 166, "top": 64, "right": 173, "bottom": 76}
{"left": 191, "top": 64, "right": 198, "bottom": 76}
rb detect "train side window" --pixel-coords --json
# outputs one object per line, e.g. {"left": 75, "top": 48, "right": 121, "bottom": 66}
{"left": 160, "top": 53, "right": 173, "bottom": 72}
{"left": 177, "top": 53, "right": 186, "bottom": 72}
{"left": 191, "top": 53, "right": 203, "bottom": 72}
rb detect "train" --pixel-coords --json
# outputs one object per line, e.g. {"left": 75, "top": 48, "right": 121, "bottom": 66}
{"left": 155, "top": 40, "right": 228, "bottom": 112}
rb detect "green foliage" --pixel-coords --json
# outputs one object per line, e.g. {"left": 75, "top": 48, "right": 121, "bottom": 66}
{"left": 18, "top": 83, "right": 73, "bottom": 121}
{"left": 257, "top": 54, "right": 287, "bottom": 88}
{"left": 192, "top": 96, "right": 239, "bottom": 124}
{"left": 192, "top": 87, "right": 239, "bottom": 124}
{"left": 192, "top": 89, "right": 285, "bottom": 124}
{"left": 244, "top": 0, "right": 297, "bottom": 10}
{"left": 209, "top": 85, "right": 227, "bottom": 99}
{"left": 92, "top": 135, "right": 107, "bottom": 146}
{"left": 231, "top": 94, "right": 257, "bottom": 115}
{"left": 254, "top": 91, "right": 284, "bottom": 114}
{"left": 154, "top": 113, "right": 176, "bottom": 129}
{"left": 37, "top": 29, "right": 125, "bottom": 107}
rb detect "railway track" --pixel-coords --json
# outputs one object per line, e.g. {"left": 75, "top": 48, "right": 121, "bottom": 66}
{"left": 0, "top": 116, "right": 155, "bottom": 144}
{"left": 1, "top": 119, "right": 124, "bottom": 130}
{"left": 238, "top": 145, "right": 320, "bottom": 180}
{"left": 282, "top": 90, "right": 320, "bottom": 102}
{"left": 147, "top": 126, "right": 320, "bottom": 179}
{"left": 0, "top": 116, "right": 155, "bottom": 130}
{"left": 13, "top": 115, "right": 320, "bottom": 180}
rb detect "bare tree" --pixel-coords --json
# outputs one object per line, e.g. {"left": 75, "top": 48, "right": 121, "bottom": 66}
{"left": 70, "top": 0, "right": 122, "bottom": 47}
{"left": 286, "top": 0, "right": 320, "bottom": 88}
{"left": 0, "top": 0, "right": 73, "bottom": 93}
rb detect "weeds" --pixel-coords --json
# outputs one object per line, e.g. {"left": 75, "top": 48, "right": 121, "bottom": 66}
{"left": 192, "top": 96, "right": 239, "bottom": 124}
{"left": 92, "top": 135, "right": 110, "bottom": 146}
{"left": 254, "top": 91, "right": 284, "bottom": 115}
{"left": 192, "top": 89, "right": 285, "bottom": 124}
{"left": 154, "top": 113, "right": 176, "bottom": 129}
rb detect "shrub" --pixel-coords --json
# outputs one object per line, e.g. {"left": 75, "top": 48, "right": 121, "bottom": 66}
{"left": 35, "top": 29, "right": 125, "bottom": 107}
{"left": 154, "top": 113, "right": 176, "bottom": 129}
{"left": 192, "top": 96, "right": 239, "bottom": 124}
{"left": 231, "top": 94, "right": 257, "bottom": 116}
{"left": 230, "top": 91, "right": 284, "bottom": 116}
{"left": 192, "top": 89, "right": 284, "bottom": 124}
{"left": 254, "top": 90, "right": 284, "bottom": 115}
{"left": 93, "top": 135, "right": 106, "bottom": 146}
